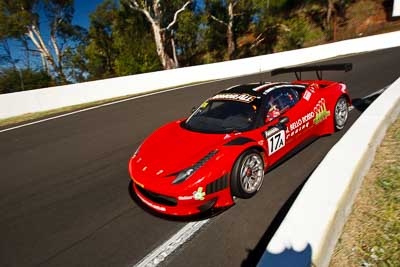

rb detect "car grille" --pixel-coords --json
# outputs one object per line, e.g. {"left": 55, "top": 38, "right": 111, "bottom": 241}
{"left": 136, "top": 186, "right": 177, "bottom": 207}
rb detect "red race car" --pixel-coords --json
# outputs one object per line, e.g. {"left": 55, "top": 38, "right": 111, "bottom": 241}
{"left": 129, "top": 64, "right": 352, "bottom": 216}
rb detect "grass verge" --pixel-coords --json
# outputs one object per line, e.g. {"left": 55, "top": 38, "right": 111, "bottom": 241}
{"left": 330, "top": 117, "right": 400, "bottom": 266}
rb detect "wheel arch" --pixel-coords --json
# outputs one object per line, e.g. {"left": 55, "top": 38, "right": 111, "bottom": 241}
{"left": 340, "top": 93, "right": 351, "bottom": 106}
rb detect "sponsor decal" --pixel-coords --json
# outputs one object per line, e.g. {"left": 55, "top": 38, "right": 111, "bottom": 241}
{"left": 264, "top": 127, "right": 280, "bottom": 138}
{"left": 313, "top": 98, "right": 330, "bottom": 125}
{"left": 137, "top": 192, "right": 166, "bottom": 212}
{"left": 267, "top": 130, "right": 285, "bottom": 155}
{"left": 286, "top": 111, "right": 314, "bottom": 138}
{"left": 193, "top": 187, "right": 206, "bottom": 200}
{"left": 308, "top": 83, "right": 317, "bottom": 93}
{"left": 209, "top": 93, "right": 256, "bottom": 103}
{"left": 303, "top": 90, "right": 312, "bottom": 101}
{"left": 285, "top": 97, "right": 330, "bottom": 139}
{"left": 200, "top": 101, "right": 209, "bottom": 109}
{"left": 178, "top": 195, "right": 194, "bottom": 201}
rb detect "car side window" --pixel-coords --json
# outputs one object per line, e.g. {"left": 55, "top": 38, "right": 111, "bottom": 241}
{"left": 282, "top": 88, "right": 300, "bottom": 108}
{"left": 265, "top": 88, "right": 300, "bottom": 122}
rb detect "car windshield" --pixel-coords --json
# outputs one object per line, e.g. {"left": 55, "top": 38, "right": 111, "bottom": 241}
{"left": 183, "top": 100, "right": 260, "bottom": 133}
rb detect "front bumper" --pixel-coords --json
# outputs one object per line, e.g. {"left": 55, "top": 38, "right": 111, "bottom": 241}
{"left": 132, "top": 182, "right": 233, "bottom": 216}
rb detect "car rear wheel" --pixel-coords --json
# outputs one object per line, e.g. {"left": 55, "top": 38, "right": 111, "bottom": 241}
{"left": 231, "top": 149, "right": 265, "bottom": 199}
{"left": 334, "top": 96, "right": 349, "bottom": 131}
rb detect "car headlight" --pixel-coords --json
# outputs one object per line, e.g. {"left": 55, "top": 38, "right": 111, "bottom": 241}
{"left": 172, "top": 150, "right": 218, "bottom": 185}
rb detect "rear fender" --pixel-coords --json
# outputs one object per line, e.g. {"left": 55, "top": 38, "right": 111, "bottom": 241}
{"left": 317, "top": 83, "right": 350, "bottom": 135}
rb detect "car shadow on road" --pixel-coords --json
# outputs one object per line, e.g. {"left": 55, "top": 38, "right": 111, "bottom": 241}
{"left": 128, "top": 180, "right": 232, "bottom": 222}
{"left": 351, "top": 88, "right": 384, "bottom": 113}
{"left": 241, "top": 165, "right": 319, "bottom": 267}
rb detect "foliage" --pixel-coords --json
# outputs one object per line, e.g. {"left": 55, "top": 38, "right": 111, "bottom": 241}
{"left": 85, "top": 0, "right": 118, "bottom": 79}
{"left": 0, "top": 68, "right": 54, "bottom": 94}
{"left": 113, "top": 2, "right": 162, "bottom": 75}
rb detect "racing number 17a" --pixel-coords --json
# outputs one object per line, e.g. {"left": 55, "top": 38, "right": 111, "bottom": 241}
{"left": 267, "top": 130, "right": 285, "bottom": 155}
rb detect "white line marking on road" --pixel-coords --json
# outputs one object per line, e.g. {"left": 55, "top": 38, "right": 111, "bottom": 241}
{"left": 134, "top": 219, "right": 210, "bottom": 267}
{"left": 0, "top": 80, "right": 219, "bottom": 134}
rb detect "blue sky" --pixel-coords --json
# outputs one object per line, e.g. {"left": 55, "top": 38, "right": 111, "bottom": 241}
{"left": 72, "top": 0, "right": 107, "bottom": 29}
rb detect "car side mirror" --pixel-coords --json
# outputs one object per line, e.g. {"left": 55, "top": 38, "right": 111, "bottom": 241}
{"left": 279, "top": 116, "right": 289, "bottom": 125}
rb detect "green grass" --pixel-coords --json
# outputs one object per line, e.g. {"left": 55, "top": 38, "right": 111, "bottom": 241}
{"left": 330, "top": 118, "right": 400, "bottom": 267}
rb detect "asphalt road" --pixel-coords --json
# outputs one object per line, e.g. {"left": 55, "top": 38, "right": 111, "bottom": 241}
{"left": 0, "top": 47, "right": 399, "bottom": 267}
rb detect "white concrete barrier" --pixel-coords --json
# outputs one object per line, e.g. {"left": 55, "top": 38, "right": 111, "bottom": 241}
{"left": 258, "top": 77, "right": 400, "bottom": 267}
{"left": 393, "top": 0, "right": 400, "bottom": 17}
{"left": 1, "top": 31, "right": 400, "bottom": 120}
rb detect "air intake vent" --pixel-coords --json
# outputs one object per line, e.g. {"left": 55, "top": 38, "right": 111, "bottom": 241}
{"left": 206, "top": 175, "right": 229, "bottom": 195}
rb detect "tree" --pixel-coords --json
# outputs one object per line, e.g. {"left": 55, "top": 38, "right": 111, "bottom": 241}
{"left": 113, "top": 2, "right": 162, "bottom": 75}
{"left": 205, "top": 0, "right": 254, "bottom": 60}
{"left": 174, "top": 9, "right": 204, "bottom": 66}
{"left": 0, "top": 0, "right": 86, "bottom": 83}
{"left": 85, "top": 0, "right": 161, "bottom": 79}
{"left": 0, "top": 67, "right": 54, "bottom": 94}
{"left": 207, "top": 0, "right": 237, "bottom": 59}
{"left": 85, "top": 0, "right": 118, "bottom": 79}
{"left": 124, "top": 0, "right": 193, "bottom": 69}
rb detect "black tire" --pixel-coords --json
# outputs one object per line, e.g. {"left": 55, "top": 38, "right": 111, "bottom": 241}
{"left": 334, "top": 96, "right": 349, "bottom": 131}
{"left": 231, "top": 149, "right": 265, "bottom": 199}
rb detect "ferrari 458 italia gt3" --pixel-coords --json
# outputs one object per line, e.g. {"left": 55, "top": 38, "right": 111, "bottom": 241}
{"left": 129, "top": 64, "right": 352, "bottom": 216}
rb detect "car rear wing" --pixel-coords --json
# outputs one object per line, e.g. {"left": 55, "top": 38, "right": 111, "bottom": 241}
{"left": 271, "top": 63, "right": 352, "bottom": 80}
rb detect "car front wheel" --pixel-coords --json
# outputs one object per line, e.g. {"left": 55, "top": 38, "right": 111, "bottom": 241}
{"left": 231, "top": 149, "right": 265, "bottom": 199}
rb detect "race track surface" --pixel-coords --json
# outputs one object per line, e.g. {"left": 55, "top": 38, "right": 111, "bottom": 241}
{"left": 0, "top": 47, "right": 399, "bottom": 267}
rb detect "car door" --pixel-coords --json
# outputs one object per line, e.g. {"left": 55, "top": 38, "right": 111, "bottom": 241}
{"left": 261, "top": 87, "right": 305, "bottom": 166}
{"left": 292, "top": 83, "right": 324, "bottom": 139}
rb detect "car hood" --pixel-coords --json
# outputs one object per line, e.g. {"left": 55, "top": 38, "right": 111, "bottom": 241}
{"left": 133, "top": 120, "right": 231, "bottom": 177}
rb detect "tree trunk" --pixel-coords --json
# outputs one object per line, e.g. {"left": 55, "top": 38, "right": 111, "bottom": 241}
{"left": 227, "top": 1, "right": 235, "bottom": 60}
{"left": 327, "top": 0, "right": 334, "bottom": 27}
{"left": 151, "top": 23, "right": 177, "bottom": 69}
{"left": 171, "top": 32, "right": 179, "bottom": 68}
{"left": 27, "top": 25, "right": 68, "bottom": 83}
{"left": 333, "top": 14, "right": 337, "bottom": 41}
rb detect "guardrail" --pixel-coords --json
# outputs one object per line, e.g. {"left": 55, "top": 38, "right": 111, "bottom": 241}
{"left": 257, "top": 77, "right": 400, "bottom": 267}
{"left": 1, "top": 31, "right": 400, "bottom": 119}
